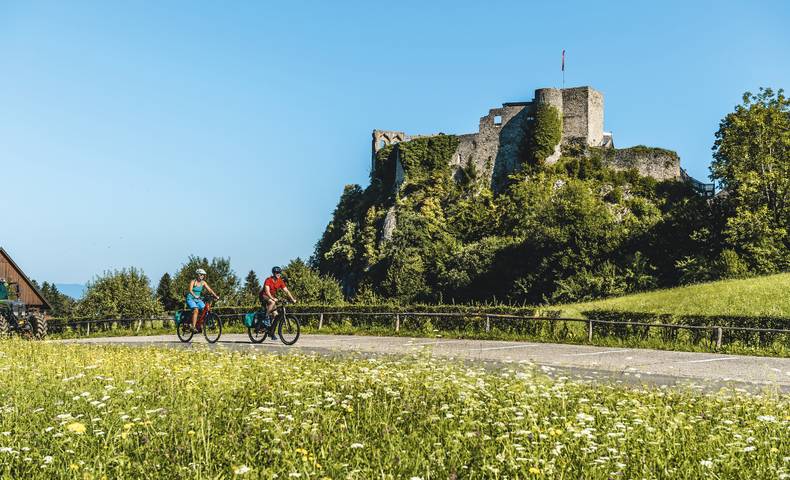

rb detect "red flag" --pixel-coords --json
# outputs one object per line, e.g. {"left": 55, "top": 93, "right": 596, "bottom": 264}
{"left": 562, "top": 50, "right": 565, "bottom": 72}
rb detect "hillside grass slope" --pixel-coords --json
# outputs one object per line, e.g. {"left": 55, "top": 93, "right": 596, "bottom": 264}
{"left": 560, "top": 273, "right": 790, "bottom": 319}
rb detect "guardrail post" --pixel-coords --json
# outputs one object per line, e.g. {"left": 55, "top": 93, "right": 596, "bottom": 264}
{"left": 485, "top": 315, "right": 491, "bottom": 333}
{"left": 395, "top": 314, "right": 400, "bottom": 332}
{"left": 318, "top": 313, "right": 324, "bottom": 330}
{"left": 715, "top": 326, "right": 723, "bottom": 349}
{"left": 587, "top": 319, "right": 593, "bottom": 342}
{"left": 86, "top": 322, "right": 90, "bottom": 336}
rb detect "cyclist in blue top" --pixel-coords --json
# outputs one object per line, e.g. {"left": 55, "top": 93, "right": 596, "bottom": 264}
{"left": 186, "top": 269, "right": 218, "bottom": 333}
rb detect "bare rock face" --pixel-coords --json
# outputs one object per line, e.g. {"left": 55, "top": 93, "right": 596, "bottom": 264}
{"left": 382, "top": 206, "right": 397, "bottom": 242}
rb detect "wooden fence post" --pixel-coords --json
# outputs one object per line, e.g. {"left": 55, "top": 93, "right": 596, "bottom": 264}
{"left": 485, "top": 315, "right": 491, "bottom": 333}
{"left": 395, "top": 314, "right": 400, "bottom": 332}
{"left": 86, "top": 322, "right": 90, "bottom": 336}
{"left": 318, "top": 313, "right": 324, "bottom": 330}
{"left": 716, "top": 326, "right": 723, "bottom": 349}
{"left": 587, "top": 319, "right": 593, "bottom": 342}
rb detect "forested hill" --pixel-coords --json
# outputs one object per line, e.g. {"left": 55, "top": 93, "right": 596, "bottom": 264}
{"left": 311, "top": 89, "right": 789, "bottom": 305}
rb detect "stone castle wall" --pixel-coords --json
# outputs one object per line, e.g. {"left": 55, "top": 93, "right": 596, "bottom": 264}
{"left": 373, "top": 86, "right": 683, "bottom": 191}
{"left": 610, "top": 147, "right": 681, "bottom": 181}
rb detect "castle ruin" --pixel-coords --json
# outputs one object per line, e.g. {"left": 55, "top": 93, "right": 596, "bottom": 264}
{"left": 373, "top": 86, "right": 702, "bottom": 192}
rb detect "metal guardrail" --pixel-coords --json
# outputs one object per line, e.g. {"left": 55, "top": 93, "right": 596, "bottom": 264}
{"left": 47, "top": 310, "right": 790, "bottom": 349}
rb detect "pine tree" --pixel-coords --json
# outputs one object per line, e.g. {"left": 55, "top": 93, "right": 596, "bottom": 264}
{"left": 243, "top": 270, "right": 261, "bottom": 297}
{"left": 156, "top": 273, "right": 179, "bottom": 311}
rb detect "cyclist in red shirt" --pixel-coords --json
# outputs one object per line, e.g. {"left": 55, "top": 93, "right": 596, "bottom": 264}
{"left": 259, "top": 266, "right": 297, "bottom": 338}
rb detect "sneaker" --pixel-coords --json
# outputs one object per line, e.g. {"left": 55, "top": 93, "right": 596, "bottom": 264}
{"left": 269, "top": 333, "right": 278, "bottom": 341}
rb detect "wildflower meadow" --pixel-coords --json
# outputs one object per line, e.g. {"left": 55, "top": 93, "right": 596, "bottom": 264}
{"left": 0, "top": 340, "right": 787, "bottom": 479}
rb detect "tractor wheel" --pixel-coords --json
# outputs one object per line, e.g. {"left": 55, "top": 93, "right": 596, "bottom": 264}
{"left": 0, "top": 312, "right": 9, "bottom": 337}
{"left": 31, "top": 314, "right": 47, "bottom": 339}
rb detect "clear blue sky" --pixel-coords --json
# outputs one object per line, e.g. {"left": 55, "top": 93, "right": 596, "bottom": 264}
{"left": 1, "top": 0, "right": 788, "bottom": 286}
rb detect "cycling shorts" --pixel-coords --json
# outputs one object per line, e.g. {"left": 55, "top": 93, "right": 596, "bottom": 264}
{"left": 186, "top": 296, "right": 205, "bottom": 310}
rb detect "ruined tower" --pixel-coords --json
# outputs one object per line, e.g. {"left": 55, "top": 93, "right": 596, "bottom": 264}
{"left": 371, "top": 85, "right": 688, "bottom": 191}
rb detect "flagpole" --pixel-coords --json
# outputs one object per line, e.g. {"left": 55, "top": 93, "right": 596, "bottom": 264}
{"left": 561, "top": 49, "right": 565, "bottom": 88}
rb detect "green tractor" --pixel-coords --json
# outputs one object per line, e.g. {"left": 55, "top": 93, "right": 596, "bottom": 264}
{"left": 0, "top": 280, "right": 47, "bottom": 339}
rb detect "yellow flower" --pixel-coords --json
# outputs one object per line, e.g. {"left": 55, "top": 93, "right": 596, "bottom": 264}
{"left": 529, "top": 467, "right": 541, "bottom": 475}
{"left": 771, "top": 447, "right": 779, "bottom": 453}
{"left": 187, "top": 430, "right": 196, "bottom": 436}
{"left": 69, "top": 463, "right": 80, "bottom": 471}
{"left": 295, "top": 448, "right": 308, "bottom": 456}
{"left": 66, "top": 422, "right": 87, "bottom": 434}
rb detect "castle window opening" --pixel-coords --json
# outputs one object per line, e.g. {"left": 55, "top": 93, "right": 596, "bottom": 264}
{"left": 494, "top": 115, "right": 502, "bottom": 126}
{"left": 379, "top": 140, "right": 387, "bottom": 149}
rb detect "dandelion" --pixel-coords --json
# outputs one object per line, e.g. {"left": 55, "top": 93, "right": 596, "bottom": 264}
{"left": 743, "top": 446, "right": 756, "bottom": 452}
{"left": 700, "top": 459, "right": 713, "bottom": 468}
{"left": 529, "top": 466, "right": 541, "bottom": 475}
{"left": 66, "top": 422, "right": 87, "bottom": 434}
{"left": 42, "top": 456, "right": 54, "bottom": 464}
{"left": 350, "top": 443, "right": 364, "bottom": 449}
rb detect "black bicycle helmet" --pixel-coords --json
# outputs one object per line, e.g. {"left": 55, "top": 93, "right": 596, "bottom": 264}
{"left": 272, "top": 266, "right": 282, "bottom": 275}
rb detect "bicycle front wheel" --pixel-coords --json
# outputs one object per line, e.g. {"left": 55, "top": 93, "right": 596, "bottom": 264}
{"left": 176, "top": 319, "right": 194, "bottom": 343}
{"left": 278, "top": 315, "right": 300, "bottom": 345}
{"left": 203, "top": 312, "right": 222, "bottom": 344}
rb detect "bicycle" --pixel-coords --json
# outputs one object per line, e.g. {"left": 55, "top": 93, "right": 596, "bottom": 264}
{"left": 246, "top": 300, "right": 300, "bottom": 345}
{"left": 175, "top": 293, "right": 222, "bottom": 343}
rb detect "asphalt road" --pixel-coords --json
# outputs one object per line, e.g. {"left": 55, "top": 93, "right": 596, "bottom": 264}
{"left": 58, "top": 334, "right": 790, "bottom": 393}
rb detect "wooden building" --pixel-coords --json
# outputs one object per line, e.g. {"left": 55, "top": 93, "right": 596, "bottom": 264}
{"left": 0, "top": 247, "right": 52, "bottom": 310}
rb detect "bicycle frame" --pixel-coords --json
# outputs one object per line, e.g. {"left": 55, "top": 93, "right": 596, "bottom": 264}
{"left": 188, "top": 295, "right": 215, "bottom": 328}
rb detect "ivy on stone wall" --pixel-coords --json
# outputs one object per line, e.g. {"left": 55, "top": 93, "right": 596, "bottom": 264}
{"left": 397, "top": 135, "right": 459, "bottom": 186}
{"left": 528, "top": 104, "right": 562, "bottom": 166}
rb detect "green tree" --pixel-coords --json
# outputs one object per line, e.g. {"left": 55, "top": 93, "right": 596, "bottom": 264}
{"left": 243, "top": 270, "right": 261, "bottom": 297}
{"left": 155, "top": 273, "right": 180, "bottom": 311}
{"left": 75, "top": 268, "right": 163, "bottom": 319}
{"left": 283, "top": 258, "right": 344, "bottom": 304}
{"left": 711, "top": 88, "right": 790, "bottom": 272}
{"left": 171, "top": 256, "right": 240, "bottom": 304}
{"left": 37, "top": 281, "right": 76, "bottom": 317}
{"left": 237, "top": 270, "right": 262, "bottom": 306}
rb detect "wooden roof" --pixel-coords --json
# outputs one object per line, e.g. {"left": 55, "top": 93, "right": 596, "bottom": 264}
{"left": 0, "top": 247, "right": 52, "bottom": 309}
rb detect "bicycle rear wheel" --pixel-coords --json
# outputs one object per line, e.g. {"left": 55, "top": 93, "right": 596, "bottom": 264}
{"left": 247, "top": 312, "right": 269, "bottom": 343}
{"left": 176, "top": 319, "right": 194, "bottom": 343}
{"left": 203, "top": 312, "right": 222, "bottom": 344}
{"left": 278, "top": 315, "right": 300, "bottom": 345}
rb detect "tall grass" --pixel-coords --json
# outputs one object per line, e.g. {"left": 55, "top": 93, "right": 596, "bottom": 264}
{"left": 0, "top": 341, "right": 787, "bottom": 479}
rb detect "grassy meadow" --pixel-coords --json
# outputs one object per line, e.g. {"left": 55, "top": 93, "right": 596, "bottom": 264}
{"left": 0, "top": 341, "right": 788, "bottom": 479}
{"left": 559, "top": 273, "right": 790, "bottom": 319}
